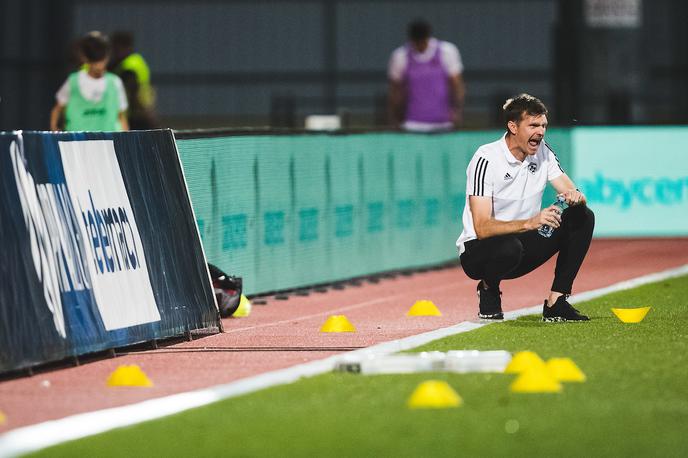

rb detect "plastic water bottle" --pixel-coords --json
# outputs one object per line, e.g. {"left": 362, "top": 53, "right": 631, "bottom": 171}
{"left": 538, "top": 195, "right": 567, "bottom": 238}
{"left": 334, "top": 352, "right": 446, "bottom": 374}
{"left": 444, "top": 350, "right": 512, "bottom": 373}
{"left": 333, "top": 351, "right": 513, "bottom": 374}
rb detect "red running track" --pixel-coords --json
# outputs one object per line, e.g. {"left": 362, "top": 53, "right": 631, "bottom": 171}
{"left": 1, "top": 238, "right": 687, "bottom": 432}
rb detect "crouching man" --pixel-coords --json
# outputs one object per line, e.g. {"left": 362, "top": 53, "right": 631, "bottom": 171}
{"left": 456, "top": 94, "right": 594, "bottom": 322}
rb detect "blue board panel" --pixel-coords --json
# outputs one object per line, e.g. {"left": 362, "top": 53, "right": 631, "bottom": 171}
{"left": 0, "top": 130, "right": 219, "bottom": 374}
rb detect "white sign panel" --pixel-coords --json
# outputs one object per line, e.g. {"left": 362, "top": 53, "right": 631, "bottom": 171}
{"left": 585, "top": 0, "right": 642, "bottom": 28}
{"left": 59, "top": 140, "right": 161, "bottom": 330}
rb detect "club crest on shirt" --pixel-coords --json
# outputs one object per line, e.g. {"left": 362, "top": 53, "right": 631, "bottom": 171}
{"left": 527, "top": 162, "right": 538, "bottom": 174}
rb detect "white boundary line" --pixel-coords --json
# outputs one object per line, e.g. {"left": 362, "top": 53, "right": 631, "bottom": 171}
{"left": 1, "top": 264, "right": 687, "bottom": 457}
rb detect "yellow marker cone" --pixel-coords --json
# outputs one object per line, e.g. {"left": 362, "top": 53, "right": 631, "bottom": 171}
{"left": 233, "top": 294, "right": 252, "bottom": 317}
{"left": 611, "top": 307, "right": 651, "bottom": 323}
{"left": 546, "top": 358, "right": 586, "bottom": 383}
{"left": 407, "top": 380, "right": 463, "bottom": 409}
{"left": 106, "top": 364, "right": 153, "bottom": 387}
{"left": 320, "top": 315, "right": 356, "bottom": 333}
{"left": 406, "top": 300, "right": 442, "bottom": 316}
{"left": 504, "top": 351, "right": 546, "bottom": 374}
{"left": 0, "top": 410, "right": 6, "bottom": 425}
{"left": 510, "top": 366, "right": 563, "bottom": 393}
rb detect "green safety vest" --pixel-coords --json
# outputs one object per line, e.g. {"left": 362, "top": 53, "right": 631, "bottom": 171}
{"left": 116, "top": 53, "right": 155, "bottom": 108}
{"left": 65, "top": 72, "right": 122, "bottom": 131}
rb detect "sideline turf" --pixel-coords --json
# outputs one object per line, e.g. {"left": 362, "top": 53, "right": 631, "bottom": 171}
{"left": 31, "top": 276, "right": 688, "bottom": 457}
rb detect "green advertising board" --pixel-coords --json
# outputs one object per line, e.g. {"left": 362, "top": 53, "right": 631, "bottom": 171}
{"left": 177, "top": 131, "right": 507, "bottom": 294}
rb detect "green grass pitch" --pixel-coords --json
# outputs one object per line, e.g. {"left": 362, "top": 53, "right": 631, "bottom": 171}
{"left": 32, "top": 275, "right": 688, "bottom": 457}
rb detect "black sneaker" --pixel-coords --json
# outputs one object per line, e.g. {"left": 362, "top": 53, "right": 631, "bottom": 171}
{"left": 477, "top": 281, "right": 503, "bottom": 320}
{"left": 542, "top": 295, "right": 589, "bottom": 322}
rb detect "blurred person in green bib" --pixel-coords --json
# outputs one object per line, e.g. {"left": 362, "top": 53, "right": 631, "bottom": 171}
{"left": 50, "top": 31, "right": 129, "bottom": 132}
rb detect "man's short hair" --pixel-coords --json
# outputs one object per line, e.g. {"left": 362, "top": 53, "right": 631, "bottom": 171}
{"left": 408, "top": 19, "right": 432, "bottom": 42}
{"left": 80, "top": 31, "right": 110, "bottom": 63}
{"left": 503, "top": 93, "right": 548, "bottom": 126}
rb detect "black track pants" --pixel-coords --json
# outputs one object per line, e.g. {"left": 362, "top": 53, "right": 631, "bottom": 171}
{"left": 459, "top": 205, "right": 595, "bottom": 294}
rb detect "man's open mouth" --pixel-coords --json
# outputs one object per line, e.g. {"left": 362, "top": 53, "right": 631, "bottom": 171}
{"left": 528, "top": 137, "right": 542, "bottom": 148}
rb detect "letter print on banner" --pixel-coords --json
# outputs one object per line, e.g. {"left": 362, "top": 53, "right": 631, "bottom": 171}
{"left": 9, "top": 138, "right": 68, "bottom": 337}
{"left": 59, "top": 140, "right": 160, "bottom": 330}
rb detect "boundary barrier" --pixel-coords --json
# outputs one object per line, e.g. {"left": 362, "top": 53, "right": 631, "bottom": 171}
{"left": 0, "top": 130, "right": 220, "bottom": 375}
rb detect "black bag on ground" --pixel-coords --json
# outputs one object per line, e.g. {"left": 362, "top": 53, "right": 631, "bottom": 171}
{"left": 208, "top": 264, "right": 243, "bottom": 317}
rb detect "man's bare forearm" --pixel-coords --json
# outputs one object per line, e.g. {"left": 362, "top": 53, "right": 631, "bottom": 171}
{"left": 474, "top": 217, "right": 535, "bottom": 239}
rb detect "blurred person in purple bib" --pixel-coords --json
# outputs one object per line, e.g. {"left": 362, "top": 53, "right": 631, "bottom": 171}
{"left": 387, "top": 19, "right": 466, "bottom": 132}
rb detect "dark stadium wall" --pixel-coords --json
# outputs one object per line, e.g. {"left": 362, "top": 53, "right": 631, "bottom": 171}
{"left": 0, "top": 0, "right": 685, "bottom": 131}
{"left": 0, "top": 0, "right": 74, "bottom": 131}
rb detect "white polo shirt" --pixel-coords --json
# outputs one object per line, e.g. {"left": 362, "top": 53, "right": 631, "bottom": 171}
{"left": 456, "top": 133, "right": 564, "bottom": 254}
